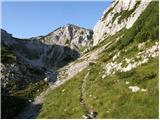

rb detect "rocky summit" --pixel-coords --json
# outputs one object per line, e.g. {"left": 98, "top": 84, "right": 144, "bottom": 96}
{"left": 1, "top": 0, "right": 159, "bottom": 119}
{"left": 32, "top": 24, "right": 93, "bottom": 52}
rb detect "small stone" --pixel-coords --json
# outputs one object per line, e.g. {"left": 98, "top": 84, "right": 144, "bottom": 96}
{"left": 94, "top": 96, "right": 97, "bottom": 99}
{"left": 141, "top": 88, "right": 147, "bottom": 92}
{"left": 90, "top": 111, "right": 98, "bottom": 118}
{"left": 83, "top": 115, "right": 88, "bottom": 119}
{"left": 44, "top": 77, "right": 48, "bottom": 82}
{"left": 125, "top": 81, "right": 129, "bottom": 84}
{"left": 28, "top": 99, "right": 32, "bottom": 102}
{"left": 102, "top": 74, "right": 106, "bottom": 79}
{"left": 128, "top": 86, "right": 140, "bottom": 92}
{"left": 62, "top": 89, "right": 65, "bottom": 92}
{"left": 106, "top": 109, "right": 111, "bottom": 113}
{"left": 11, "top": 64, "right": 15, "bottom": 67}
{"left": 138, "top": 42, "right": 145, "bottom": 50}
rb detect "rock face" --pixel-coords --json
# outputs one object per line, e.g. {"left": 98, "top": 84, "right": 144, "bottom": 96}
{"left": 1, "top": 29, "right": 80, "bottom": 70}
{"left": 1, "top": 43, "right": 46, "bottom": 96}
{"left": 1, "top": 25, "right": 92, "bottom": 93}
{"left": 1, "top": 23, "right": 93, "bottom": 73}
{"left": 1, "top": 29, "right": 13, "bottom": 41}
{"left": 93, "top": 0, "right": 150, "bottom": 46}
{"left": 32, "top": 24, "right": 93, "bottom": 52}
{"left": 1, "top": 23, "right": 94, "bottom": 96}
{"left": 103, "top": 42, "right": 159, "bottom": 75}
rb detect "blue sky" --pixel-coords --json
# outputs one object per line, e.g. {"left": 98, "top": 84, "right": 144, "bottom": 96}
{"left": 2, "top": 1, "right": 111, "bottom": 38}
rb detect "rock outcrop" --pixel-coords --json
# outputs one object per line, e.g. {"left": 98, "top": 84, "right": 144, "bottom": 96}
{"left": 1, "top": 23, "right": 93, "bottom": 71}
{"left": 1, "top": 28, "right": 81, "bottom": 94}
{"left": 32, "top": 24, "right": 93, "bottom": 52}
{"left": 103, "top": 42, "right": 159, "bottom": 75}
{"left": 1, "top": 24, "right": 94, "bottom": 96}
{"left": 1, "top": 29, "right": 80, "bottom": 70}
{"left": 93, "top": 0, "right": 150, "bottom": 46}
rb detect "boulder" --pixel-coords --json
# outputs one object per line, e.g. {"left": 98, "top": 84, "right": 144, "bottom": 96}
{"left": 128, "top": 86, "right": 140, "bottom": 92}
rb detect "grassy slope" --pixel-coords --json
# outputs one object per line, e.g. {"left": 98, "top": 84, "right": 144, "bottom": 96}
{"left": 37, "top": 57, "right": 158, "bottom": 119}
{"left": 37, "top": 1, "right": 159, "bottom": 119}
{"left": 85, "top": 58, "right": 158, "bottom": 119}
{"left": 37, "top": 69, "right": 88, "bottom": 118}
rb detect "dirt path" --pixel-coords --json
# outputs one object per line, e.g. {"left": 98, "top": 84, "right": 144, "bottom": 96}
{"left": 80, "top": 72, "right": 98, "bottom": 119}
{"left": 17, "top": 44, "right": 106, "bottom": 119}
{"left": 80, "top": 72, "right": 89, "bottom": 111}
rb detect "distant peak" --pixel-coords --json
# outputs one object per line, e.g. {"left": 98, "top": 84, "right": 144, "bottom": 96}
{"left": 64, "top": 24, "right": 80, "bottom": 28}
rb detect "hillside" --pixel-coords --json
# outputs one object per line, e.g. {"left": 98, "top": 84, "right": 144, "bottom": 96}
{"left": 1, "top": 24, "right": 92, "bottom": 118}
{"left": 36, "top": 1, "right": 159, "bottom": 119}
{"left": 1, "top": 0, "right": 159, "bottom": 119}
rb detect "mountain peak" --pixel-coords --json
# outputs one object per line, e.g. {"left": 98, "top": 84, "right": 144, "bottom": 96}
{"left": 39, "top": 24, "right": 93, "bottom": 51}
{"left": 64, "top": 24, "right": 78, "bottom": 27}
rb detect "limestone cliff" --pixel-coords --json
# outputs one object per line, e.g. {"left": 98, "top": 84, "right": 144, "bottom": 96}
{"left": 93, "top": 0, "right": 150, "bottom": 46}
{"left": 32, "top": 24, "right": 93, "bottom": 52}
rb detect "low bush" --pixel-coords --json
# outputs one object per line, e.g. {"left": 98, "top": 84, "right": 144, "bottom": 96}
{"left": 117, "top": 1, "right": 158, "bottom": 50}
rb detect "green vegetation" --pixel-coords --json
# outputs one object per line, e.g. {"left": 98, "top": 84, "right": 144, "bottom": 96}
{"left": 90, "top": 29, "right": 125, "bottom": 52}
{"left": 1, "top": 45, "right": 48, "bottom": 118}
{"left": 118, "top": 1, "right": 141, "bottom": 23}
{"left": 99, "top": 52, "right": 114, "bottom": 63}
{"left": 37, "top": 2, "right": 159, "bottom": 118}
{"left": 36, "top": 6, "right": 159, "bottom": 115}
{"left": 37, "top": 69, "right": 88, "bottom": 118}
{"left": 2, "top": 81, "right": 48, "bottom": 119}
{"left": 85, "top": 58, "right": 158, "bottom": 118}
{"left": 112, "top": 12, "right": 120, "bottom": 23}
{"left": 134, "top": 2, "right": 158, "bottom": 43}
{"left": 37, "top": 56, "right": 158, "bottom": 118}
{"left": 1, "top": 1, "right": 159, "bottom": 119}
{"left": 112, "top": 1, "right": 140, "bottom": 24}
{"left": 1, "top": 46, "right": 16, "bottom": 64}
{"left": 14, "top": 81, "right": 48, "bottom": 100}
{"left": 13, "top": 44, "right": 41, "bottom": 60}
{"left": 102, "top": 1, "right": 118, "bottom": 21}
{"left": 117, "top": 1, "right": 159, "bottom": 50}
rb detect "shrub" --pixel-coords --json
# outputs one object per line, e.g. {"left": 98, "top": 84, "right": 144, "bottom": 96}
{"left": 118, "top": 1, "right": 141, "bottom": 23}
{"left": 100, "top": 53, "right": 110, "bottom": 62}
{"left": 117, "top": 1, "right": 159, "bottom": 50}
{"left": 116, "top": 69, "right": 135, "bottom": 79}
{"left": 131, "top": 71, "right": 157, "bottom": 84}
{"left": 1, "top": 46, "right": 16, "bottom": 64}
{"left": 89, "top": 61, "right": 96, "bottom": 66}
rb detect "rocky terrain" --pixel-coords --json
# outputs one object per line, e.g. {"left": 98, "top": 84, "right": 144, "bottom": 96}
{"left": 31, "top": 24, "right": 93, "bottom": 52}
{"left": 93, "top": 0, "right": 150, "bottom": 45}
{"left": 1, "top": 0, "right": 159, "bottom": 119}
{"left": 1, "top": 24, "right": 92, "bottom": 118}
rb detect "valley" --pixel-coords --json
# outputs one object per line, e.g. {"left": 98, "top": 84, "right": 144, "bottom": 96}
{"left": 1, "top": 0, "right": 159, "bottom": 119}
